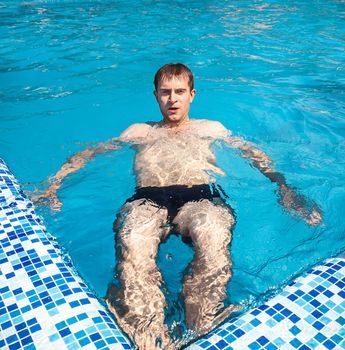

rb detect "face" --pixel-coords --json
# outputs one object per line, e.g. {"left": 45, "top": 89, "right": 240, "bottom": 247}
{"left": 154, "top": 75, "right": 196, "bottom": 125}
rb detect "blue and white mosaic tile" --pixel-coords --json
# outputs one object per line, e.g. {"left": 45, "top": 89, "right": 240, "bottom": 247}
{"left": 0, "top": 158, "right": 132, "bottom": 350}
{"left": 187, "top": 258, "right": 345, "bottom": 350}
{"left": 1, "top": 156, "right": 345, "bottom": 350}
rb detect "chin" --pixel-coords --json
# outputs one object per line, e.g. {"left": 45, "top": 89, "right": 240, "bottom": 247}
{"left": 166, "top": 115, "right": 182, "bottom": 123}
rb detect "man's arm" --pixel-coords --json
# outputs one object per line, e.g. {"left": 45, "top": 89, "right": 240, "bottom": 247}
{"left": 236, "top": 142, "right": 287, "bottom": 186}
{"left": 225, "top": 134, "right": 322, "bottom": 226}
{"left": 31, "top": 122, "right": 151, "bottom": 210}
{"left": 31, "top": 138, "right": 121, "bottom": 210}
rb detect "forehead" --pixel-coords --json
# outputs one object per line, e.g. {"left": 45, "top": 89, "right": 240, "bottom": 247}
{"left": 157, "top": 75, "right": 190, "bottom": 90}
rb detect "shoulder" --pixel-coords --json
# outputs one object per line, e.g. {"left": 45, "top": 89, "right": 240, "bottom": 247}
{"left": 191, "top": 119, "right": 231, "bottom": 139}
{"left": 119, "top": 123, "right": 152, "bottom": 142}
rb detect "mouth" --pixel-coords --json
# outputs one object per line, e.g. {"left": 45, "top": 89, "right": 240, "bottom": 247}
{"left": 168, "top": 107, "right": 179, "bottom": 114}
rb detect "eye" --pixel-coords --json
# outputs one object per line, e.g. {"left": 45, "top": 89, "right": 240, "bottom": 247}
{"left": 176, "top": 89, "right": 186, "bottom": 94}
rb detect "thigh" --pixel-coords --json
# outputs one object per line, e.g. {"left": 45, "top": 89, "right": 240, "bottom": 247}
{"left": 114, "top": 199, "right": 169, "bottom": 259}
{"left": 173, "top": 199, "right": 235, "bottom": 251}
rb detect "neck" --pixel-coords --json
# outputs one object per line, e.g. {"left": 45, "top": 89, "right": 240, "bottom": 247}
{"left": 162, "top": 116, "right": 190, "bottom": 128}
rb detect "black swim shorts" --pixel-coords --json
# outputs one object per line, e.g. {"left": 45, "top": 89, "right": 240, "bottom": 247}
{"left": 126, "top": 183, "right": 230, "bottom": 222}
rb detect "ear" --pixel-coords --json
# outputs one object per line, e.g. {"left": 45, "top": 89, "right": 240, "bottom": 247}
{"left": 153, "top": 90, "right": 158, "bottom": 101}
{"left": 190, "top": 89, "right": 196, "bottom": 102}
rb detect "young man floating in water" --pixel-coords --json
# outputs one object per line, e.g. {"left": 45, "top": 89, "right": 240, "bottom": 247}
{"left": 33, "top": 63, "right": 322, "bottom": 349}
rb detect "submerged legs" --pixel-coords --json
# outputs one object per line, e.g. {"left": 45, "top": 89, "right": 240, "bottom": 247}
{"left": 106, "top": 199, "right": 172, "bottom": 350}
{"left": 173, "top": 199, "right": 236, "bottom": 335}
{"left": 106, "top": 197, "right": 236, "bottom": 348}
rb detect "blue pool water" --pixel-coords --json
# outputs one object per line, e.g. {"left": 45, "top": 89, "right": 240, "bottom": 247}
{"left": 1, "top": 0, "right": 345, "bottom": 339}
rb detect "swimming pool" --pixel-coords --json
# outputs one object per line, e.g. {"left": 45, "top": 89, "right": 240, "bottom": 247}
{"left": 1, "top": 0, "right": 345, "bottom": 347}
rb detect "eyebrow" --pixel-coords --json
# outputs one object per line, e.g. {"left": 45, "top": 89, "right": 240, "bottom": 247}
{"left": 159, "top": 87, "right": 187, "bottom": 91}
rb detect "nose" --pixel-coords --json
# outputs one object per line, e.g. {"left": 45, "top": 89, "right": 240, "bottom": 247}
{"left": 168, "top": 91, "right": 177, "bottom": 103}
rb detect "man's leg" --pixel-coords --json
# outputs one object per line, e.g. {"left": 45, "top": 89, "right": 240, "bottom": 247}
{"left": 173, "top": 199, "right": 236, "bottom": 335}
{"left": 106, "top": 199, "right": 171, "bottom": 350}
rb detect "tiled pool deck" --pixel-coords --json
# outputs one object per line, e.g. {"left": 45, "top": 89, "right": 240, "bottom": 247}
{"left": 1, "top": 157, "right": 344, "bottom": 350}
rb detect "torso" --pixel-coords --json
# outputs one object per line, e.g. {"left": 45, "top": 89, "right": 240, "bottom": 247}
{"left": 120, "top": 119, "right": 229, "bottom": 188}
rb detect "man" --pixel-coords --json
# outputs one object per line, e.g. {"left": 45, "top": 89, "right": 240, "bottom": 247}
{"left": 33, "top": 63, "right": 322, "bottom": 350}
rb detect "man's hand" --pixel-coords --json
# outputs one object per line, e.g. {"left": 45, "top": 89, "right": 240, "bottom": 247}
{"left": 226, "top": 135, "right": 322, "bottom": 226}
{"left": 277, "top": 184, "right": 322, "bottom": 226}
{"left": 31, "top": 183, "right": 63, "bottom": 211}
{"left": 29, "top": 148, "right": 97, "bottom": 211}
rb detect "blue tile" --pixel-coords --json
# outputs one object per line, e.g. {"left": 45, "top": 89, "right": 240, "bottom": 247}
{"left": 324, "top": 290, "right": 334, "bottom": 298}
{"left": 324, "top": 340, "right": 336, "bottom": 350}
{"left": 314, "top": 332, "right": 327, "bottom": 343}
{"left": 315, "top": 284, "right": 326, "bottom": 292}
{"left": 273, "top": 313, "right": 284, "bottom": 322}
{"left": 95, "top": 340, "right": 107, "bottom": 349}
{"left": 266, "top": 319, "right": 277, "bottom": 328}
{"left": 218, "top": 330, "right": 228, "bottom": 338}
{"left": 290, "top": 338, "right": 302, "bottom": 348}
{"left": 233, "top": 329, "right": 245, "bottom": 338}
{"left": 9, "top": 341, "right": 21, "bottom": 350}
{"left": 29, "top": 324, "right": 41, "bottom": 333}
{"left": 287, "top": 294, "right": 298, "bottom": 301}
{"left": 309, "top": 290, "right": 319, "bottom": 297}
{"left": 248, "top": 342, "right": 260, "bottom": 350}
{"left": 59, "top": 328, "right": 72, "bottom": 337}
{"left": 77, "top": 313, "right": 88, "bottom": 321}
{"left": 2, "top": 320, "right": 12, "bottom": 330}
{"left": 69, "top": 301, "right": 79, "bottom": 308}
{"left": 310, "top": 299, "right": 321, "bottom": 308}
{"left": 312, "top": 310, "right": 323, "bottom": 319}
{"left": 224, "top": 334, "right": 236, "bottom": 344}
{"left": 26, "top": 318, "right": 37, "bottom": 326}
{"left": 265, "top": 308, "right": 276, "bottom": 316}
{"left": 75, "top": 330, "right": 86, "bottom": 339}
{"left": 251, "top": 309, "right": 260, "bottom": 316}
{"left": 215, "top": 339, "right": 228, "bottom": 349}
{"left": 20, "top": 336, "right": 33, "bottom": 346}
{"left": 8, "top": 304, "right": 18, "bottom": 312}
{"left": 79, "top": 337, "right": 90, "bottom": 346}
{"left": 336, "top": 316, "right": 345, "bottom": 326}
{"left": 290, "top": 325, "right": 301, "bottom": 335}
{"left": 18, "top": 329, "right": 30, "bottom": 338}
{"left": 67, "top": 317, "right": 78, "bottom": 325}
{"left": 331, "top": 334, "right": 342, "bottom": 344}
{"left": 6, "top": 334, "right": 18, "bottom": 344}
{"left": 250, "top": 318, "right": 261, "bottom": 327}
{"left": 318, "top": 305, "right": 329, "bottom": 314}
{"left": 56, "top": 321, "right": 67, "bottom": 330}
{"left": 257, "top": 336, "right": 269, "bottom": 345}
{"left": 302, "top": 294, "right": 312, "bottom": 302}
{"left": 289, "top": 314, "right": 301, "bottom": 323}
{"left": 105, "top": 337, "right": 117, "bottom": 345}
{"left": 313, "top": 321, "right": 325, "bottom": 330}
{"left": 328, "top": 276, "right": 337, "bottom": 284}
{"left": 90, "top": 333, "right": 102, "bottom": 341}
{"left": 273, "top": 303, "right": 284, "bottom": 311}
{"left": 281, "top": 308, "right": 292, "bottom": 317}
{"left": 338, "top": 290, "right": 345, "bottom": 298}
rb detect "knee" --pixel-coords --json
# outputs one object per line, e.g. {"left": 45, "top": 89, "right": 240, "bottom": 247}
{"left": 115, "top": 200, "right": 168, "bottom": 232}
{"left": 174, "top": 200, "right": 235, "bottom": 236}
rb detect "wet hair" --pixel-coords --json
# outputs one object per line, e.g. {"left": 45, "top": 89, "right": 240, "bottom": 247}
{"left": 154, "top": 63, "right": 194, "bottom": 91}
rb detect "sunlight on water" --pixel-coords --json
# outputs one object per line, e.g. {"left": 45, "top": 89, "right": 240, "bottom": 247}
{"left": 1, "top": 0, "right": 345, "bottom": 345}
